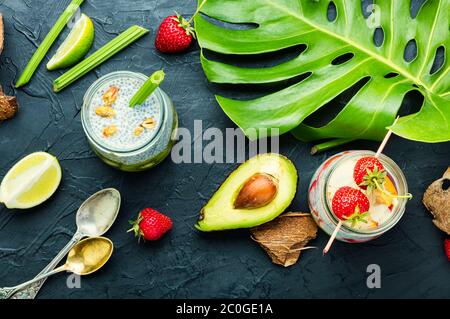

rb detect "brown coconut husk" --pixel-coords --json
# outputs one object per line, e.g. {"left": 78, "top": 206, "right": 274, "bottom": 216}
{"left": 0, "top": 17, "right": 18, "bottom": 122}
{"left": 0, "top": 86, "right": 18, "bottom": 121}
{"left": 250, "top": 212, "right": 318, "bottom": 267}
{"left": 423, "top": 167, "right": 450, "bottom": 235}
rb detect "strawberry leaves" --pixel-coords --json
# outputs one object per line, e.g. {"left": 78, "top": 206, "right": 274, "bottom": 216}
{"left": 359, "top": 166, "right": 387, "bottom": 194}
{"left": 128, "top": 215, "right": 145, "bottom": 242}
{"left": 344, "top": 207, "right": 369, "bottom": 228}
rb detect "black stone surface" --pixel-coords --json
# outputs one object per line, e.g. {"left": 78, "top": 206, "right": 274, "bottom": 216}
{"left": 0, "top": 0, "right": 449, "bottom": 299}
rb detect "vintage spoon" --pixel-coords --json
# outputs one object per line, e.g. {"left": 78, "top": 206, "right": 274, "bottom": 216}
{"left": 0, "top": 237, "right": 114, "bottom": 299}
{"left": 11, "top": 188, "right": 121, "bottom": 299}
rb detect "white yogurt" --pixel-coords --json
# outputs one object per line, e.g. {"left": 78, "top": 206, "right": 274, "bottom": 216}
{"left": 87, "top": 76, "right": 162, "bottom": 152}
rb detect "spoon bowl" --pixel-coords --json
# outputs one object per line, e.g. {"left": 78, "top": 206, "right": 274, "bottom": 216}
{"left": 77, "top": 188, "right": 121, "bottom": 237}
{"left": 66, "top": 237, "right": 114, "bottom": 275}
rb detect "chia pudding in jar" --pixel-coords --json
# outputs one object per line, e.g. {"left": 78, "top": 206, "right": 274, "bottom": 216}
{"left": 308, "top": 150, "right": 409, "bottom": 243}
{"left": 81, "top": 71, "right": 177, "bottom": 172}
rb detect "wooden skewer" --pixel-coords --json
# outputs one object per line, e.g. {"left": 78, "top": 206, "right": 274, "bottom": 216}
{"left": 323, "top": 220, "right": 343, "bottom": 255}
{"left": 375, "top": 116, "right": 399, "bottom": 158}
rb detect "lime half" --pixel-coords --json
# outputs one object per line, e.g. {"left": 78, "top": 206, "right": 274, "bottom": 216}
{"left": 47, "top": 14, "right": 94, "bottom": 71}
{"left": 0, "top": 152, "right": 62, "bottom": 209}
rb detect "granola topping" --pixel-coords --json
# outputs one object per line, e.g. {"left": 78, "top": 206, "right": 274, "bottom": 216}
{"left": 102, "top": 86, "right": 120, "bottom": 106}
{"left": 134, "top": 126, "right": 145, "bottom": 137}
{"left": 95, "top": 105, "right": 116, "bottom": 118}
{"left": 141, "top": 117, "right": 156, "bottom": 129}
{"left": 103, "top": 125, "right": 118, "bottom": 137}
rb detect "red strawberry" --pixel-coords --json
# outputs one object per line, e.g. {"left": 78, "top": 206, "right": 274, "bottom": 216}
{"left": 332, "top": 186, "right": 370, "bottom": 227}
{"left": 445, "top": 239, "right": 450, "bottom": 261}
{"left": 155, "top": 0, "right": 208, "bottom": 53}
{"left": 354, "top": 156, "right": 386, "bottom": 191}
{"left": 128, "top": 208, "right": 173, "bottom": 241}
{"left": 155, "top": 15, "right": 194, "bottom": 53}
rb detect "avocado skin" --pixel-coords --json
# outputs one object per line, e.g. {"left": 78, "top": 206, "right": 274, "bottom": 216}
{"left": 195, "top": 153, "right": 298, "bottom": 232}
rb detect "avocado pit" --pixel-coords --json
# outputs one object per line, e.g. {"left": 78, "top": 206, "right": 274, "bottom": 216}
{"left": 234, "top": 173, "right": 278, "bottom": 209}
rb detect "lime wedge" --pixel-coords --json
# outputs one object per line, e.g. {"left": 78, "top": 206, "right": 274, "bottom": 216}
{"left": 0, "top": 152, "right": 62, "bottom": 209}
{"left": 47, "top": 14, "right": 94, "bottom": 71}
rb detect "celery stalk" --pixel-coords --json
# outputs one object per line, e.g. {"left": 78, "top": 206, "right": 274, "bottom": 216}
{"left": 129, "top": 70, "right": 165, "bottom": 108}
{"left": 16, "top": 0, "right": 84, "bottom": 88}
{"left": 53, "top": 25, "right": 149, "bottom": 92}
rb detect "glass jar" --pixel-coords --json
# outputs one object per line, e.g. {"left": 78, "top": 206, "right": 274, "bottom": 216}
{"left": 308, "top": 150, "right": 408, "bottom": 243}
{"left": 81, "top": 71, "right": 178, "bottom": 172}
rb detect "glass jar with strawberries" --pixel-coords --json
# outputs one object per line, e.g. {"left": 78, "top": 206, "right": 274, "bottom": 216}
{"left": 308, "top": 150, "right": 410, "bottom": 244}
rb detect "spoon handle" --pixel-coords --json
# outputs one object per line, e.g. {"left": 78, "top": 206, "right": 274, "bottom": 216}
{"left": 10, "top": 232, "right": 83, "bottom": 299}
{"left": 0, "top": 266, "right": 66, "bottom": 299}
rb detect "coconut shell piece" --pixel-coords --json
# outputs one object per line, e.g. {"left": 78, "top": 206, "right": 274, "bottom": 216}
{"left": 0, "top": 16, "right": 16, "bottom": 121}
{"left": 0, "top": 14, "right": 3, "bottom": 55}
{"left": 0, "top": 86, "right": 18, "bottom": 121}
{"left": 423, "top": 167, "right": 450, "bottom": 235}
{"left": 251, "top": 212, "right": 318, "bottom": 267}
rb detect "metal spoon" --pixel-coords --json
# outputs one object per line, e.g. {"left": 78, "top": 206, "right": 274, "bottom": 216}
{"left": 0, "top": 237, "right": 114, "bottom": 299}
{"left": 11, "top": 188, "right": 121, "bottom": 299}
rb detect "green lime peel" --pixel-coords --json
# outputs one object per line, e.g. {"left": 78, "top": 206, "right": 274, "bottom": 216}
{"left": 129, "top": 70, "right": 165, "bottom": 108}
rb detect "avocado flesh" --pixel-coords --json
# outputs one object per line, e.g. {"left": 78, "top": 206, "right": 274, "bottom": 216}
{"left": 195, "top": 153, "right": 298, "bottom": 231}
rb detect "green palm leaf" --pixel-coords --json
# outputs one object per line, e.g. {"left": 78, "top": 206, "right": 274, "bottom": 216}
{"left": 195, "top": 0, "right": 450, "bottom": 148}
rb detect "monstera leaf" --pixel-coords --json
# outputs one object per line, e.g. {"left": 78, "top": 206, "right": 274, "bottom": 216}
{"left": 195, "top": 0, "right": 450, "bottom": 149}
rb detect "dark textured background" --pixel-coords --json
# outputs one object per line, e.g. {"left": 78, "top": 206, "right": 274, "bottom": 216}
{"left": 0, "top": 0, "right": 449, "bottom": 299}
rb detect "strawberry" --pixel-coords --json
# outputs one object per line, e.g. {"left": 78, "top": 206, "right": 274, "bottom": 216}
{"left": 445, "top": 239, "right": 450, "bottom": 261}
{"left": 353, "top": 156, "right": 386, "bottom": 192}
{"left": 155, "top": 0, "right": 207, "bottom": 53}
{"left": 155, "top": 15, "right": 194, "bottom": 53}
{"left": 354, "top": 156, "right": 413, "bottom": 200}
{"left": 323, "top": 186, "right": 371, "bottom": 254}
{"left": 332, "top": 186, "right": 370, "bottom": 227}
{"left": 128, "top": 208, "right": 173, "bottom": 241}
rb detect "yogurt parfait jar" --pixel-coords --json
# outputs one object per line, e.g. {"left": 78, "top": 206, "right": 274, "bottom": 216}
{"left": 81, "top": 71, "right": 177, "bottom": 172}
{"left": 308, "top": 150, "right": 409, "bottom": 243}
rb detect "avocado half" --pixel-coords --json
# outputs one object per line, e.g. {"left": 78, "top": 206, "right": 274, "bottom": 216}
{"left": 195, "top": 153, "right": 298, "bottom": 232}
